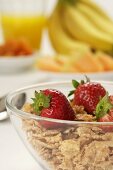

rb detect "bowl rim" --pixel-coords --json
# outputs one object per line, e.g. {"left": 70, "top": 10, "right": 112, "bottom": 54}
{"left": 0, "top": 52, "right": 37, "bottom": 60}
{"left": 6, "top": 80, "right": 113, "bottom": 125}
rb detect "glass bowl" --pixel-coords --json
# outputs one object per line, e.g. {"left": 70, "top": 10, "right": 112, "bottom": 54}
{"left": 6, "top": 81, "right": 113, "bottom": 170}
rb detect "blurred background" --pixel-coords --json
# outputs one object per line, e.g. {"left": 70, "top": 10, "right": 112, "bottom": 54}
{"left": 1, "top": 1, "right": 113, "bottom": 170}
{"left": 0, "top": 0, "right": 113, "bottom": 94}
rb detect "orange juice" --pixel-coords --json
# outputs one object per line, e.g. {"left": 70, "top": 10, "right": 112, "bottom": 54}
{"left": 1, "top": 15, "right": 46, "bottom": 49}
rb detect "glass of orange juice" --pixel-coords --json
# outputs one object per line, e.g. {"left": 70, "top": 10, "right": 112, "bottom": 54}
{"left": 0, "top": 0, "right": 46, "bottom": 50}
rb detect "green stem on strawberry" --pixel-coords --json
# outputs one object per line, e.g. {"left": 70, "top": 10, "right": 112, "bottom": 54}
{"left": 95, "top": 93, "right": 113, "bottom": 119}
{"left": 68, "top": 80, "right": 79, "bottom": 97}
{"left": 72, "top": 80, "right": 80, "bottom": 88}
{"left": 84, "top": 75, "right": 90, "bottom": 83}
{"left": 68, "top": 76, "right": 90, "bottom": 97}
{"left": 31, "top": 91, "right": 51, "bottom": 115}
{"left": 68, "top": 90, "right": 75, "bottom": 97}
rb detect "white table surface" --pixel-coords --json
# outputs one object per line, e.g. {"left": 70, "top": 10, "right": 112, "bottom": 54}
{"left": 0, "top": 1, "right": 113, "bottom": 170}
{"left": 0, "top": 119, "right": 42, "bottom": 170}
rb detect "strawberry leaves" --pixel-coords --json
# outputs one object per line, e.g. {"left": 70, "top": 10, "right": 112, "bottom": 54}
{"left": 95, "top": 93, "right": 113, "bottom": 119}
{"left": 68, "top": 77, "right": 90, "bottom": 97}
{"left": 31, "top": 91, "right": 51, "bottom": 114}
{"left": 68, "top": 90, "right": 75, "bottom": 97}
{"left": 68, "top": 80, "right": 79, "bottom": 97}
{"left": 72, "top": 80, "right": 79, "bottom": 88}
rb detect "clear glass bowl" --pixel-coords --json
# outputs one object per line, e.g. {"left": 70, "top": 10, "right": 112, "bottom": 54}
{"left": 6, "top": 81, "right": 113, "bottom": 170}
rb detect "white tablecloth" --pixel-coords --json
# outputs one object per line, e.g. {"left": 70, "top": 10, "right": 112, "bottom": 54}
{"left": 0, "top": 120, "right": 42, "bottom": 170}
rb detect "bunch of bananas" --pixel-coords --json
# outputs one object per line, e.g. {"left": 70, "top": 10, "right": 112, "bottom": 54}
{"left": 48, "top": 0, "right": 113, "bottom": 55}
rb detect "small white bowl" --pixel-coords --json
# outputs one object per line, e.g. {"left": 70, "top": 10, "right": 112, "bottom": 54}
{"left": 0, "top": 54, "right": 37, "bottom": 74}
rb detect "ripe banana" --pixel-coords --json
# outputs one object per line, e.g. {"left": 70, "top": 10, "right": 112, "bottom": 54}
{"left": 80, "top": 0, "right": 112, "bottom": 22}
{"left": 76, "top": 2, "right": 113, "bottom": 37}
{"left": 48, "top": 7, "right": 90, "bottom": 55}
{"left": 62, "top": 4, "right": 113, "bottom": 52}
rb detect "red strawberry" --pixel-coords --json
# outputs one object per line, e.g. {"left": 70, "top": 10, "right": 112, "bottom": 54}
{"left": 95, "top": 94, "right": 113, "bottom": 132}
{"left": 69, "top": 79, "right": 106, "bottom": 114}
{"left": 31, "top": 89, "right": 75, "bottom": 129}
